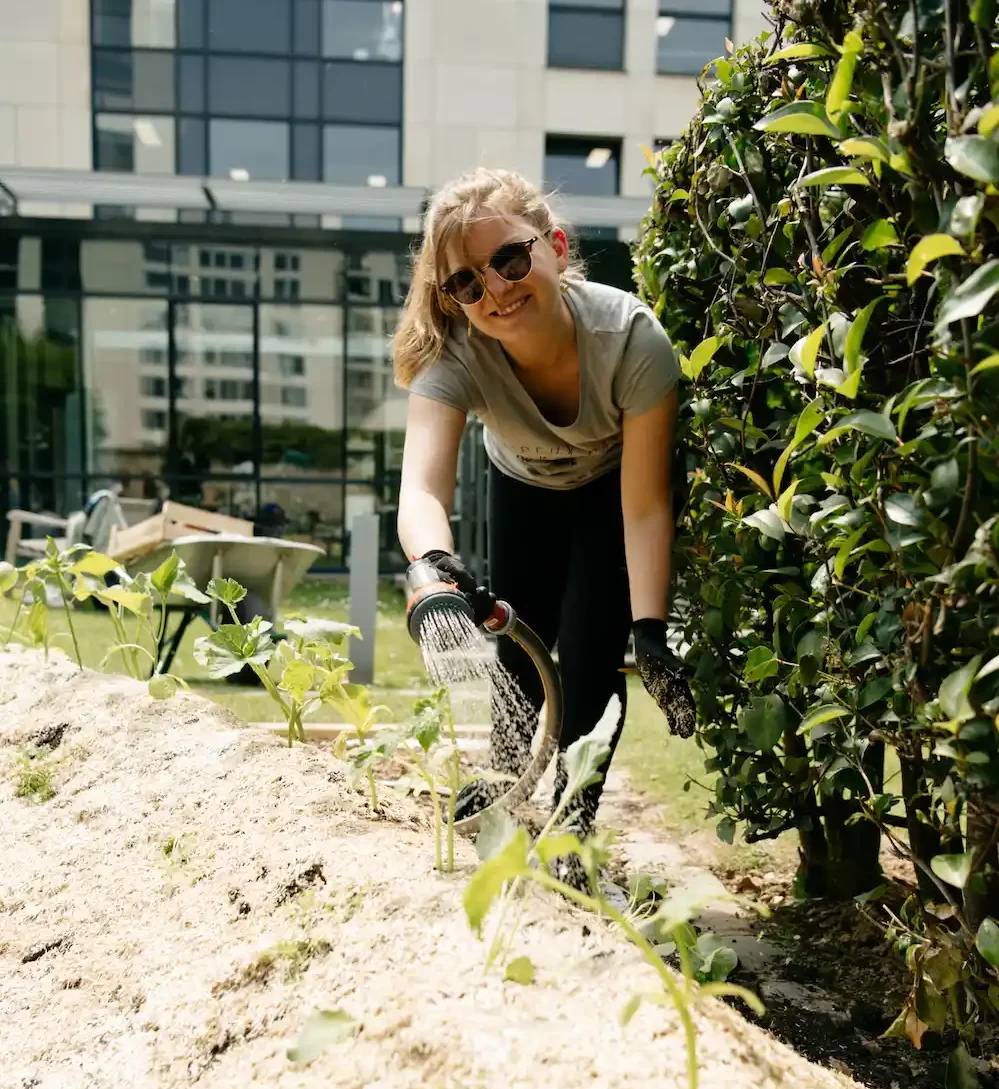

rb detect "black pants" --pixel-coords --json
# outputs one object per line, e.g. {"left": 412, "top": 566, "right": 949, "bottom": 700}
{"left": 487, "top": 462, "right": 632, "bottom": 835}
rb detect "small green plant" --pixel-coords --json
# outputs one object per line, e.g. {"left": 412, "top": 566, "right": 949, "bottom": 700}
{"left": 350, "top": 687, "right": 509, "bottom": 870}
{"left": 13, "top": 752, "right": 54, "bottom": 804}
{"left": 194, "top": 580, "right": 389, "bottom": 807}
{"left": 463, "top": 704, "right": 762, "bottom": 1089}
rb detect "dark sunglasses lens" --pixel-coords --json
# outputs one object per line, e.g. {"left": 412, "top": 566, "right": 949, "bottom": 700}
{"left": 492, "top": 244, "right": 532, "bottom": 283}
{"left": 444, "top": 270, "right": 482, "bottom": 305}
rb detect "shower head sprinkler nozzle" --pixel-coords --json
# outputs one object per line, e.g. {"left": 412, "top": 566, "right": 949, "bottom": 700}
{"left": 403, "top": 558, "right": 515, "bottom": 643}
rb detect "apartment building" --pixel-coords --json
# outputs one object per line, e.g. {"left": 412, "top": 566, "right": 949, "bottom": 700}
{"left": 0, "top": 0, "right": 768, "bottom": 570}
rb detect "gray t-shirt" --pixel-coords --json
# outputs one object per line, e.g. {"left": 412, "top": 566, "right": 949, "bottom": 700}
{"left": 406, "top": 280, "right": 680, "bottom": 490}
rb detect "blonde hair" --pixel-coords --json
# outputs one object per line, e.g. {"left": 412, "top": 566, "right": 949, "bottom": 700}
{"left": 392, "top": 167, "right": 586, "bottom": 387}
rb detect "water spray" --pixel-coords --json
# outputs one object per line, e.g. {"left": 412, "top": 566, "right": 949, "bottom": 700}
{"left": 404, "top": 558, "right": 563, "bottom": 834}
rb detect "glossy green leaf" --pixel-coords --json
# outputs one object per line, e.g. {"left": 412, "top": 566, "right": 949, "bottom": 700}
{"left": 764, "top": 41, "right": 834, "bottom": 63}
{"left": 939, "top": 656, "right": 981, "bottom": 721}
{"left": 763, "top": 268, "right": 796, "bottom": 285}
{"left": 776, "top": 478, "right": 800, "bottom": 522}
{"left": 970, "top": 353, "right": 999, "bottom": 377}
{"left": 840, "top": 137, "right": 890, "bottom": 163}
{"left": 860, "top": 219, "right": 898, "bottom": 250}
{"left": 744, "top": 645, "right": 779, "bottom": 682}
{"left": 906, "top": 234, "right": 966, "bottom": 286}
{"left": 150, "top": 552, "right": 180, "bottom": 596}
{"left": 826, "top": 35, "right": 861, "bottom": 121}
{"left": 743, "top": 694, "right": 786, "bottom": 751}
{"left": 930, "top": 851, "right": 974, "bottom": 889}
{"left": 100, "top": 585, "right": 152, "bottom": 616}
{"left": 287, "top": 1009, "right": 358, "bottom": 1064}
{"left": 976, "top": 918, "right": 999, "bottom": 967}
{"left": 845, "top": 298, "right": 882, "bottom": 372}
{"left": 979, "top": 102, "right": 999, "bottom": 137}
{"left": 728, "top": 463, "right": 773, "bottom": 498}
{"left": 838, "top": 410, "right": 897, "bottom": 442}
{"left": 945, "top": 135, "right": 999, "bottom": 183}
{"left": 796, "top": 166, "right": 869, "bottom": 188}
{"left": 935, "top": 260, "right": 999, "bottom": 329}
{"left": 754, "top": 101, "right": 839, "bottom": 139}
{"left": 688, "top": 335, "right": 721, "bottom": 380}
{"left": 743, "top": 508, "right": 786, "bottom": 541}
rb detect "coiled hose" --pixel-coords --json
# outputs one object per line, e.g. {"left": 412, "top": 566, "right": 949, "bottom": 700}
{"left": 405, "top": 559, "right": 563, "bottom": 835}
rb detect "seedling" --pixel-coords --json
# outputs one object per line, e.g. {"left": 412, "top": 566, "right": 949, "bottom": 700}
{"left": 463, "top": 702, "right": 762, "bottom": 1089}
{"left": 13, "top": 752, "right": 54, "bottom": 803}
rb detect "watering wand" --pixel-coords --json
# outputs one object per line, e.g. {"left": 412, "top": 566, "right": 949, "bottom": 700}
{"left": 404, "top": 557, "right": 563, "bottom": 834}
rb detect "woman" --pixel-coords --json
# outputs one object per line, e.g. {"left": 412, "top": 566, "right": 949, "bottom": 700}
{"left": 393, "top": 168, "right": 694, "bottom": 864}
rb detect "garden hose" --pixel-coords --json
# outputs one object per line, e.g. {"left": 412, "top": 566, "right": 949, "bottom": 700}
{"left": 404, "top": 559, "right": 563, "bottom": 835}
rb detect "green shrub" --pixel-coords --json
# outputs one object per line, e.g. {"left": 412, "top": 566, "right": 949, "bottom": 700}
{"left": 635, "top": 0, "right": 999, "bottom": 1047}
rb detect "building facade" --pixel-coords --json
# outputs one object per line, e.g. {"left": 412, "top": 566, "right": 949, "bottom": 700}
{"left": 0, "top": 0, "right": 768, "bottom": 571}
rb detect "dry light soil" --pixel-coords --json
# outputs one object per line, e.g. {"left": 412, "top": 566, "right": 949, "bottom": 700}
{"left": 0, "top": 646, "right": 863, "bottom": 1089}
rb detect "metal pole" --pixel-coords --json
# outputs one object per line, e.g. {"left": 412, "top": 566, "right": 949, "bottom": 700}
{"left": 348, "top": 511, "right": 379, "bottom": 684}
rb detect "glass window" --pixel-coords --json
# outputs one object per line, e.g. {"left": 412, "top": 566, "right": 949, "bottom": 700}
{"left": 92, "top": 0, "right": 177, "bottom": 48}
{"left": 0, "top": 298, "right": 85, "bottom": 512}
{"left": 322, "top": 1, "right": 403, "bottom": 61}
{"left": 656, "top": 14, "right": 730, "bottom": 74}
{"left": 544, "top": 136, "right": 621, "bottom": 196}
{"left": 322, "top": 61, "right": 402, "bottom": 123}
{"left": 209, "top": 57, "right": 291, "bottom": 118}
{"left": 178, "top": 54, "right": 205, "bottom": 113}
{"left": 323, "top": 124, "right": 399, "bottom": 185}
{"left": 209, "top": 119, "right": 289, "bottom": 181}
{"left": 295, "top": 0, "right": 321, "bottom": 53}
{"left": 93, "top": 49, "right": 175, "bottom": 112}
{"left": 179, "top": 117, "right": 206, "bottom": 174}
{"left": 292, "top": 123, "right": 321, "bottom": 180}
{"left": 82, "top": 298, "right": 169, "bottom": 481}
{"left": 207, "top": 0, "right": 291, "bottom": 52}
{"left": 343, "top": 251, "right": 409, "bottom": 303}
{"left": 171, "top": 303, "right": 256, "bottom": 503}
{"left": 178, "top": 0, "right": 205, "bottom": 47}
{"left": 548, "top": 9, "right": 623, "bottom": 69}
{"left": 259, "top": 246, "right": 344, "bottom": 300}
{"left": 95, "top": 114, "right": 176, "bottom": 174}
{"left": 294, "top": 61, "right": 320, "bottom": 118}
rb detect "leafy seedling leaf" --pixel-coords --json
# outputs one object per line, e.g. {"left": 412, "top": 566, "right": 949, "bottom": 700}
{"left": 561, "top": 695, "right": 619, "bottom": 799}
{"left": 287, "top": 1008, "right": 358, "bottom": 1064}
{"left": 280, "top": 659, "right": 315, "bottom": 703}
{"left": 0, "top": 561, "right": 17, "bottom": 594}
{"left": 148, "top": 674, "right": 179, "bottom": 700}
{"left": 463, "top": 827, "right": 530, "bottom": 937}
{"left": 193, "top": 619, "right": 275, "bottom": 678}
{"left": 474, "top": 807, "right": 521, "bottom": 861}
{"left": 150, "top": 552, "right": 180, "bottom": 596}
{"left": 284, "top": 617, "right": 360, "bottom": 646}
{"left": 504, "top": 956, "right": 535, "bottom": 985}
{"left": 70, "top": 551, "right": 120, "bottom": 578}
{"left": 206, "top": 577, "right": 247, "bottom": 607}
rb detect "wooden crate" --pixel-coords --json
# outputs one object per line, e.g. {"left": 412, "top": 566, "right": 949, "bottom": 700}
{"left": 109, "top": 502, "right": 254, "bottom": 561}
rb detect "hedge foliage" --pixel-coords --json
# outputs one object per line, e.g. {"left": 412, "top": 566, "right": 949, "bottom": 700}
{"left": 636, "top": 0, "right": 999, "bottom": 1049}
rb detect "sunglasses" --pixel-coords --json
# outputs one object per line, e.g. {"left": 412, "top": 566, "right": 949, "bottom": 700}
{"left": 440, "top": 237, "right": 538, "bottom": 306}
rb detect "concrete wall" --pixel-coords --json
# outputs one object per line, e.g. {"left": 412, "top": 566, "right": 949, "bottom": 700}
{"left": 403, "top": 0, "right": 769, "bottom": 201}
{"left": 0, "top": 0, "right": 91, "bottom": 216}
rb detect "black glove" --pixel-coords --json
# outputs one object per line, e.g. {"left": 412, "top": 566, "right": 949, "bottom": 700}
{"left": 421, "top": 549, "right": 497, "bottom": 627}
{"left": 632, "top": 618, "right": 696, "bottom": 739}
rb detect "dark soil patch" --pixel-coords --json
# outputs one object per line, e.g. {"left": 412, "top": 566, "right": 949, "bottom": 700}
{"left": 716, "top": 870, "right": 999, "bottom": 1088}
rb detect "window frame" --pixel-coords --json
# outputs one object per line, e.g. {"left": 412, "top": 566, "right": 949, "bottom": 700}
{"left": 547, "top": 0, "right": 625, "bottom": 72}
